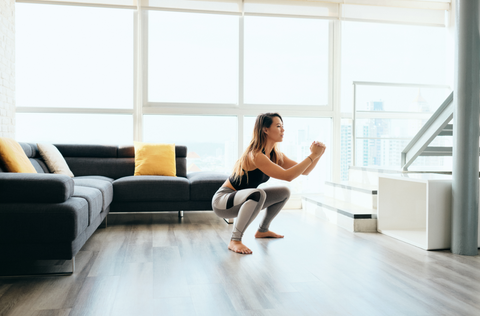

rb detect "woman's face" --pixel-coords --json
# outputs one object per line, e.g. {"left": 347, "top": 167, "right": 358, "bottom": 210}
{"left": 265, "top": 116, "right": 284, "bottom": 143}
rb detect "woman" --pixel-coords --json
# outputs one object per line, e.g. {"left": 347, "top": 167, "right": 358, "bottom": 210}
{"left": 212, "top": 113, "right": 326, "bottom": 254}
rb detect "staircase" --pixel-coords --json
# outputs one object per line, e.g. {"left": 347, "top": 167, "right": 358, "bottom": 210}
{"left": 303, "top": 166, "right": 386, "bottom": 233}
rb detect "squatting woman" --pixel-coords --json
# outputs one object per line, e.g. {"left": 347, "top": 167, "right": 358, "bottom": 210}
{"left": 211, "top": 113, "right": 326, "bottom": 254}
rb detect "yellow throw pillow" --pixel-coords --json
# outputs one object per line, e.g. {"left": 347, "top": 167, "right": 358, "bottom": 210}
{"left": 134, "top": 142, "right": 176, "bottom": 177}
{"left": 0, "top": 137, "right": 37, "bottom": 173}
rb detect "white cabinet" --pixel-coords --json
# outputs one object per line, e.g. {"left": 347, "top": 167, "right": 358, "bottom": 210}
{"left": 377, "top": 173, "right": 454, "bottom": 250}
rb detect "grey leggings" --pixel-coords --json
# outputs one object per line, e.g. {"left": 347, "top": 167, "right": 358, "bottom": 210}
{"left": 212, "top": 186, "right": 291, "bottom": 241}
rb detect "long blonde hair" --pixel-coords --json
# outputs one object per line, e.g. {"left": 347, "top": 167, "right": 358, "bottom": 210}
{"left": 231, "top": 113, "right": 284, "bottom": 183}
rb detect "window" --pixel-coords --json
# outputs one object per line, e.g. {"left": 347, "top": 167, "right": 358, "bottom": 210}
{"left": 341, "top": 21, "right": 448, "bottom": 113}
{"left": 143, "top": 115, "right": 237, "bottom": 173}
{"left": 244, "top": 16, "right": 330, "bottom": 106}
{"left": 14, "top": 1, "right": 452, "bottom": 191}
{"left": 16, "top": 3, "right": 134, "bottom": 109}
{"left": 16, "top": 113, "right": 133, "bottom": 144}
{"left": 148, "top": 11, "right": 239, "bottom": 104}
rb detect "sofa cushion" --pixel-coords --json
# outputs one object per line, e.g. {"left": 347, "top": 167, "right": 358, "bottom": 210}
{"left": 0, "top": 138, "right": 37, "bottom": 173}
{"left": 37, "top": 143, "right": 74, "bottom": 177}
{"left": 187, "top": 171, "right": 228, "bottom": 201}
{"left": 134, "top": 142, "right": 176, "bottom": 177}
{"left": 73, "top": 186, "right": 103, "bottom": 226}
{"left": 113, "top": 176, "right": 189, "bottom": 202}
{"left": 73, "top": 178, "right": 113, "bottom": 211}
{"left": 74, "top": 175, "right": 114, "bottom": 183}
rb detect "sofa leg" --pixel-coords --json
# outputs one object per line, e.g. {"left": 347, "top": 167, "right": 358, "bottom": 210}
{"left": 178, "top": 211, "right": 184, "bottom": 218}
{"left": 101, "top": 216, "right": 108, "bottom": 228}
{"left": 224, "top": 218, "right": 234, "bottom": 224}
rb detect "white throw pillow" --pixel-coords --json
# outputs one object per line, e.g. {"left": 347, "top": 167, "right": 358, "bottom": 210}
{"left": 37, "top": 143, "right": 74, "bottom": 177}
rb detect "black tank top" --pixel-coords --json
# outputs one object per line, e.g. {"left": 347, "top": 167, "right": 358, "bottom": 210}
{"left": 229, "top": 150, "right": 271, "bottom": 190}
{"left": 229, "top": 168, "right": 270, "bottom": 190}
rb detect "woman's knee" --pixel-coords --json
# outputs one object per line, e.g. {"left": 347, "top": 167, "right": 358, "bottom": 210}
{"left": 278, "top": 186, "right": 291, "bottom": 200}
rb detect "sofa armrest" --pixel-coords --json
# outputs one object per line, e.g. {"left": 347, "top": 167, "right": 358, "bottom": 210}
{"left": 0, "top": 173, "right": 74, "bottom": 203}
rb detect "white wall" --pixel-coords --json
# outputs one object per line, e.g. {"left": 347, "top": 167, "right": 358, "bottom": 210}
{"left": 0, "top": 0, "right": 15, "bottom": 138}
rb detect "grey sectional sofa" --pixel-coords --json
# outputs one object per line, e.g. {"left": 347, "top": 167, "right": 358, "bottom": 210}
{"left": 0, "top": 143, "right": 227, "bottom": 271}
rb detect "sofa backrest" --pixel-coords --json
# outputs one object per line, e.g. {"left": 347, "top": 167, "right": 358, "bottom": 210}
{"left": 22, "top": 143, "right": 51, "bottom": 173}
{"left": 1, "top": 143, "right": 188, "bottom": 179}
{"left": 56, "top": 144, "right": 133, "bottom": 180}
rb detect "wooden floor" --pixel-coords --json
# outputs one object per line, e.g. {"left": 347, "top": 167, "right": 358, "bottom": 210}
{"left": 1, "top": 210, "right": 480, "bottom": 316}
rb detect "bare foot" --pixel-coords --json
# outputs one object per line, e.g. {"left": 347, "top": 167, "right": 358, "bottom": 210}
{"left": 254, "top": 230, "right": 284, "bottom": 238}
{"left": 228, "top": 240, "right": 253, "bottom": 254}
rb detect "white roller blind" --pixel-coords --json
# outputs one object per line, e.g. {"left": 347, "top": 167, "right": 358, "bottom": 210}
{"left": 342, "top": 4, "right": 447, "bottom": 26}
{"left": 18, "top": 0, "right": 451, "bottom": 25}
{"left": 19, "top": 0, "right": 451, "bottom": 10}
{"left": 343, "top": 0, "right": 450, "bottom": 11}
{"left": 141, "top": 0, "right": 242, "bottom": 13}
{"left": 244, "top": 0, "right": 339, "bottom": 18}
{"left": 244, "top": 0, "right": 448, "bottom": 25}
{"left": 17, "top": 0, "right": 137, "bottom": 8}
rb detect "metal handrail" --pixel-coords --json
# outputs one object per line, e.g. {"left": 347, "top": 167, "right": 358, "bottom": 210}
{"left": 401, "top": 92, "right": 454, "bottom": 170}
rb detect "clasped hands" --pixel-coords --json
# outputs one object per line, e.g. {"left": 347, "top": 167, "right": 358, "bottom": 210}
{"left": 310, "top": 141, "right": 326, "bottom": 159}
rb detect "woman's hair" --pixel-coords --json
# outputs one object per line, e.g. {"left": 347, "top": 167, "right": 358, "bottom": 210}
{"left": 231, "top": 112, "right": 284, "bottom": 183}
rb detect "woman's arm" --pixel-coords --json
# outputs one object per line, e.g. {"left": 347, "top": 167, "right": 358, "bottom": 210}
{"left": 281, "top": 142, "right": 326, "bottom": 175}
{"left": 253, "top": 154, "right": 315, "bottom": 182}
{"left": 302, "top": 155, "right": 320, "bottom": 175}
{"left": 254, "top": 144, "right": 324, "bottom": 182}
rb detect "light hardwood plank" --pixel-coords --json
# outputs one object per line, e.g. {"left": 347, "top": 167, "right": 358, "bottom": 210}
{"left": 1, "top": 210, "right": 480, "bottom": 316}
{"left": 68, "top": 276, "right": 119, "bottom": 316}
{"left": 152, "top": 246, "right": 189, "bottom": 298}
{"left": 0, "top": 280, "right": 49, "bottom": 316}
{"left": 114, "top": 262, "right": 153, "bottom": 302}
{"left": 28, "top": 309, "right": 72, "bottom": 316}
{"left": 24, "top": 252, "right": 94, "bottom": 311}
{"left": 189, "top": 283, "right": 238, "bottom": 316}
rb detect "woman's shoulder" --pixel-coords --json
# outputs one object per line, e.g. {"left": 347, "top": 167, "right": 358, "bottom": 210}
{"left": 245, "top": 152, "right": 258, "bottom": 170}
{"left": 252, "top": 149, "right": 279, "bottom": 161}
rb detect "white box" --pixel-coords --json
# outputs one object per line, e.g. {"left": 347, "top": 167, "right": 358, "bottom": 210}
{"left": 377, "top": 173, "right": 454, "bottom": 250}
